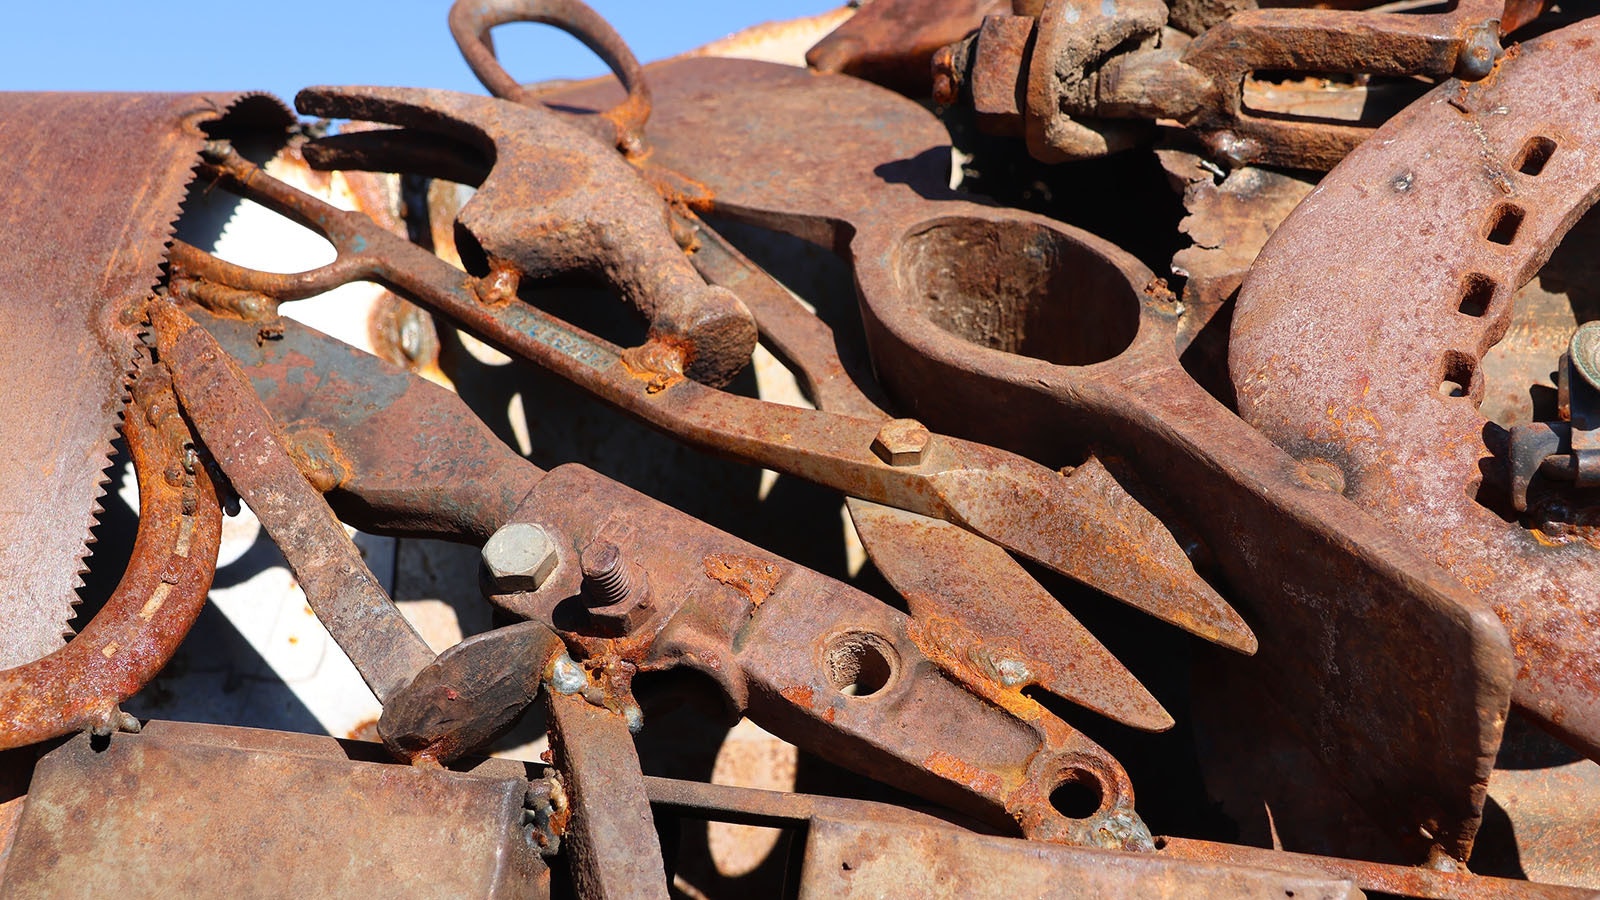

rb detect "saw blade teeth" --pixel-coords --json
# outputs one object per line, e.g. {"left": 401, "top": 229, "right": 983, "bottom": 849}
{"left": 0, "top": 92, "right": 288, "bottom": 669}
{"left": 7, "top": 93, "right": 292, "bottom": 667}
{"left": 63, "top": 344, "right": 147, "bottom": 644}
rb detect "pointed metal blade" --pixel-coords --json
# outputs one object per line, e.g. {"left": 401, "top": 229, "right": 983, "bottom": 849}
{"left": 848, "top": 499, "right": 1173, "bottom": 731}
{"left": 0, "top": 92, "right": 289, "bottom": 668}
{"left": 933, "top": 454, "right": 1257, "bottom": 655}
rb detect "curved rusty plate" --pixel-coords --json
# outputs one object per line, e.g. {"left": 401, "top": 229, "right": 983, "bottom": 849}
{"left": 1232, "top": 19, "right": 1600, "bottom": 757}
{"left": 0, "top": 92, "right": 285, "bottom": 668}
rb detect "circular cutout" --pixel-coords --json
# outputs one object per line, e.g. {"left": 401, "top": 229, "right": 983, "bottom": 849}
{"left": 822, "top": 631, "right": 898, "bottom": 698}
{"left": 896, "top": 217, "right": 1141, "bottom": 367}
{"left": 1048, "top": 768, "right": 1106, "bottom": 819}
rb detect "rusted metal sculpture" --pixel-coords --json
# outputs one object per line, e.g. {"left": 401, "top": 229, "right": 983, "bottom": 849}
{"left": 539, "top": 52, "right": 1516, "bottom": 862}
{"left": 0, "top": 0, "right": 1596, "bottom": 896}
{"left": 932, "top": 0, "right": 1553, "bottom": 168}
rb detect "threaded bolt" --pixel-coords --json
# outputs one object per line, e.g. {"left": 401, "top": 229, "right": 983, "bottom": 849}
{"left": 581, "top": 540, "right": 631, "bottom": 607}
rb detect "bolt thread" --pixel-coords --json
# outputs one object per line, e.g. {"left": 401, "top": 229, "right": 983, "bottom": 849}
{"left": 581, "top": 542, "right": 631, "bottom": 606}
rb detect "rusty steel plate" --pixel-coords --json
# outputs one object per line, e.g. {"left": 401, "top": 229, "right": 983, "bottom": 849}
{"left": 795, "top": 817, "right": 1361, "bottom": 899}
{"left": 0, "top": 721, "right": 546, "bottom": 898}
{"left": 1231, "top": 18, "right": 1600, "bottom": 758}
{"left": 0, "top": 93, "right": 275, "bottom": 668}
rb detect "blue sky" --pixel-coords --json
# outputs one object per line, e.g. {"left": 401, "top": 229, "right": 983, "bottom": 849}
{"left": 2, "top": 1, "right": 840, "bottom": 107}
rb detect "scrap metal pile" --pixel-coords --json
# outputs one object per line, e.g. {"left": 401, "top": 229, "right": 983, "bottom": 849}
{"left": 1, "top": 0, "right": 1598, "bottom": 895}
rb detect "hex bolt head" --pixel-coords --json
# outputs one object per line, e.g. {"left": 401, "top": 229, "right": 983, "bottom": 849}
{"left": 871, "top": 419, "right": 931, "bottom": 467}
{"left": 481, "top": 523, "right": 558, "bottom": 593}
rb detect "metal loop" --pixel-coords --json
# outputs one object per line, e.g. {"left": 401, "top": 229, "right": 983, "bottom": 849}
{"left": 448, "top": 0, "right": 651, "bottom": 156}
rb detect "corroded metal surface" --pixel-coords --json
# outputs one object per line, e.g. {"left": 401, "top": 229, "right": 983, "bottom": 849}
{"left": 1231, "top": 17, "right": 1600, "bottom": 759}
{"left": 0, "top": 92, "right": 267, "bottom": 669}
{"left": 1160, "top": 836, "right": 1597, "bottom": 900}
{"left": 0, "top": 721, "right": 547, "bottom": 898}
{"left": 806, "top": 0, "right": 1005, "bottom": 96}
{"left": 799, "top": 818, "right": 1362, "bottom": 899}
{"left": 543, "top": 54, "right": 1515, "bottom": 862}
{"left": 183, "top": 302, "right": 1152, "bottom": 847}
{"left": 934, "top": 0, "right": 1547, "bottom": 169}
{"left": 380, "top": 621, "right": 564, "bottom": 765}
{"left": 153, "top": 301, "right": 435, "bottom": 703}
{"left": 498, "top": 462, "right": 1151, "bottom": 847}
{"left": 2, "top": 1, "right": 1598, "bottom": 895}
{"left": 178, "top": 133, "right": 1252, "bottom": 712}
{"left": 0, "top": 364, "right": 220, "bottom": 749}
{"left": 547, "top": 687, "right": 668, "bottom": 898}
{"left": 298, "top": 85, "right": 757, "bottom": 388}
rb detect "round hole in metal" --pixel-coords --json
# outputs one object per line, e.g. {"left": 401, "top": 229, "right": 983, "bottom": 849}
{"left": 822, "top": 631, "right": 898, "bottom": 698}
{"left": 897, "top": 217, "right": 1140, "bottom": 367}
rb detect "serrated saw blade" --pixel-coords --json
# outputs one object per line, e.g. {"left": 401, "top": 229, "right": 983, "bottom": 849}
{"left": 0, "top": 92, "right": 289, "bottom": 668}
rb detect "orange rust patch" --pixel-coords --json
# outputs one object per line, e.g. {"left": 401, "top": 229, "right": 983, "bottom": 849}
{"left": 473, "top": 263, "right": 521, "bottom": 308}
{"left": 620, "top": 339, "right": 689, "bottom": 394}
{"left": 907, "top": 615, "right": 1097, "bottom": 755}
{"left": 703, "top": 553, "right": 782, "bottom": 611}
{"left": 924, "top": 751, "right": 1005, "bottom": 796}
{"left": 280, "top": 423, "right": 352, "bottom": 492}
{"left": 779, "top": 685, "right": 815, "bottom": 710}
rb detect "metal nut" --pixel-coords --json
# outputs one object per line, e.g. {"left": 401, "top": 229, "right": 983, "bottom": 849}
{"left": 871, "top": 419, "right": 931, "bottom": 467}
{"left": 481, "top": 522, "right": 559, "bottom": 593}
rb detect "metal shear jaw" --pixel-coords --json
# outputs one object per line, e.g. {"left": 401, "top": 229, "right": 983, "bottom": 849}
{"left": 178, "top": 142, "right": 1233, "bottom": 730}
{"left": 177, "top": 298, "right": 1156, "bottom": 848}
{"left": 538, "top": 55, "right": 1515, "bottom": 860}
{"left": 489, "top": 462, "right": 1154, "bottom": 849}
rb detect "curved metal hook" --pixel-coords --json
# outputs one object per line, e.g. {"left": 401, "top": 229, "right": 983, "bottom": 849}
{"left": 449, "top": 0, "right": 651, "bottom": 157}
